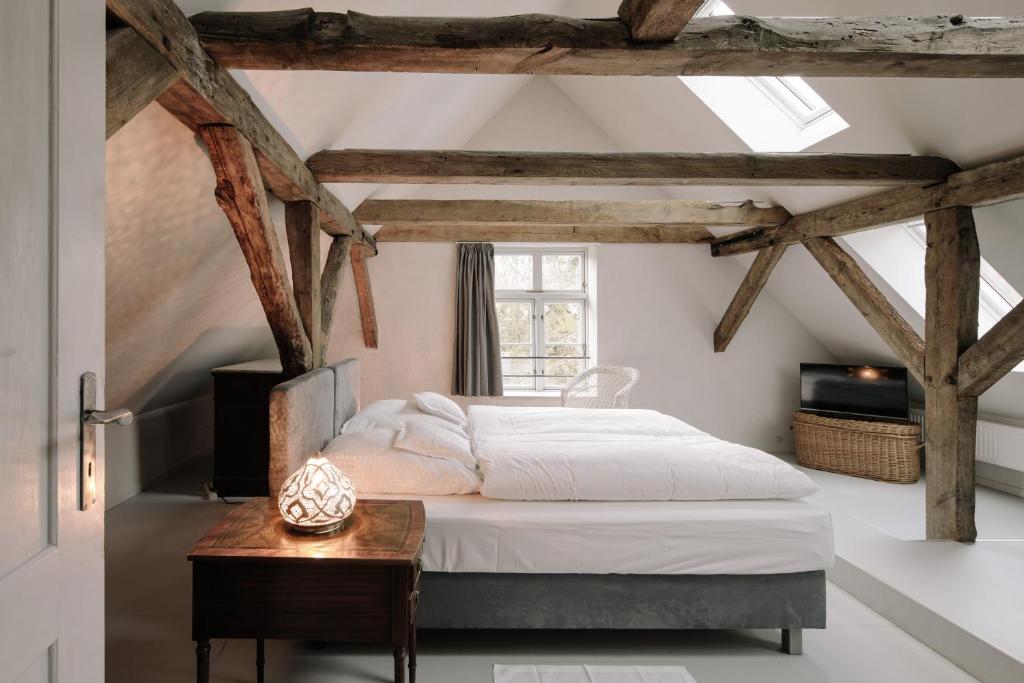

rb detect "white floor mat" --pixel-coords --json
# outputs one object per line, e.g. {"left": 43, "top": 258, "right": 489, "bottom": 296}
{"left": 493, "top": 665, "right": 697, "bottom": 683}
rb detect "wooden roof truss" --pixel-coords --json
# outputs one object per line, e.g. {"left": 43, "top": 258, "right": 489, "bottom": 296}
{"left": 105, "top": 0, "right": 1024, "bottom": 541}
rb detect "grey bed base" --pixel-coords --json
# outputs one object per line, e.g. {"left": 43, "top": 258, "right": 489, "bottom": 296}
{"left": 417, "top": 570, "right": 826, "bottom": 654}
{"left": 268, "top": 362, "right": 824, "bottom": 655}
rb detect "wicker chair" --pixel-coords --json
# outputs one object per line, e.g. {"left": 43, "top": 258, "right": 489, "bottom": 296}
{"left": 560, "top": 366, "right": 640, "bottom": 409}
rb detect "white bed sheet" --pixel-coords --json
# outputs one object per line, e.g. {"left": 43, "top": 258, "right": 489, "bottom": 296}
{"left": 468, "top": 406, "right": 818, "bottom": 502}
{"left": 371, "top": 493, "right": 835, "bottom": 575}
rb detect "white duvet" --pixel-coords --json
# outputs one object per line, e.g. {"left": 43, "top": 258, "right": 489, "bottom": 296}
{"left": 469, "top": 406, "right": 818, "bottom": 501}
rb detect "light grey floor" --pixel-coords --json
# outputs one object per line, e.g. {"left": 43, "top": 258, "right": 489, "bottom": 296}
{"left": 106, "top": 461, "right": 978, "bottom": 683}
{"left": 792, "top": 457, "right": 1024, "bottom": 541}
{"left": 793, "top": 459, "right": 1024, "bottom": 681}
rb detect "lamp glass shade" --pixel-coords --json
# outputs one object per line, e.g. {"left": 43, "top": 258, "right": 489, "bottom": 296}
{"left": 278, "top": 454, "right": 356, "bottom": 534}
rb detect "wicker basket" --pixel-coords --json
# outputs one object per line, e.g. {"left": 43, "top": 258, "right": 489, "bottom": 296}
{"left": 792, "top": 410, "right": 922, "bottom": 484}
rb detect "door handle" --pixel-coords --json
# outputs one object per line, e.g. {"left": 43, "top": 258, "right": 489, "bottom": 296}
{"left": 84, "top": 408, "right": 133, "bottom": 426}
{"left": 80, "top": 372, "right": 134, "bottom": 511}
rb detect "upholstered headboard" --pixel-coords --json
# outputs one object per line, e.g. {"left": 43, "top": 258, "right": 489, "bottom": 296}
{"left": 267, "top": 359, "right": 361, "bottom": 493}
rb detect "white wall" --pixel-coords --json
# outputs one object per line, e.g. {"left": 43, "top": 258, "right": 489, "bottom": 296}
{"left": 595, "top": 244, "right": 832, "bottom": 448}
{"left": 104, "top": 396, "right": 214, "bottom": 509}
{"left": 105, "top": 104, "right": 279, "bottom": 507}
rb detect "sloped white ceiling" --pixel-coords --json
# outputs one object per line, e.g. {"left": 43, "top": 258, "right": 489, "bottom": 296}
{"left": 108, "top": 0, "right": 1024, "bottom": 421}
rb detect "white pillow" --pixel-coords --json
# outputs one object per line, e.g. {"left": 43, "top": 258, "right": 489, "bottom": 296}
{"left": 322, "top": 429, "right": 480, "bottom": 495}
{"left": 413, "top": 392, "right": 467, "bottom": 427}
{"left": 344, "top": 399, "right": 467, "bottom": 437}
{"left": 394, "top": 421, "right": 476, "bottom": 470}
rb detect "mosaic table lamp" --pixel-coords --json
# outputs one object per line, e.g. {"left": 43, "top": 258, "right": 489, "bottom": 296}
{"left": 277, "top": 453, "right": 356, "bottom": 534}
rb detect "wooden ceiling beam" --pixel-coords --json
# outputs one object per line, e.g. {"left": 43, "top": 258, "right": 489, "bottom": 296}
{"left": 355, "top": 199, "right": 790, "bottom": 228}
{"left": 373, "top": 224, "right": 714, "bottom": 243}
{"left": 200, "top": 125, "right": 312, "bottom": 378}
{"left": 713, "top": 153, "right": 1024, "bottom": 257}
{"left": 714, "top": 245, "right": 787, "bottom": 353}
{"left": 310, "top": 150, "right": 959, "bottom": 187}
{"left": 803, "top": 237, "right": 926, "bottom": 386}
{"left": 106, "top": 27, "right": 176, "bottom": 139}
{"left": 190, "top": 11, "right": 1024, "bottom": 78}
{"left": 618, "top": 0, "right": 703, "bottom": 41}
{"left": 105, "top": 0, "right": 374, "bottom": 251}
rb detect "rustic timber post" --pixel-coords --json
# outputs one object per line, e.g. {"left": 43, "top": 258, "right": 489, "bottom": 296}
{"left": 285, "top": 201, "right": 323, "bottom": 367}
{"left": 319, "top": 236, "right": 352, "bottom": 366}
{"left": 803, "top": 237, "right": 926, "bottom": 386}
{"left": 351, "top": 244, "right": 379, "bottom": 349}
{"left": 617, "top": 0, "right": 703, "bottom": 41}
{"left": 199, "top": 125, "right": 312, "bottom": 378}
{"left": 714, "top": 245, "right": 786, "bottom": 352}
{"left": 923, "top": 206, "right": 980, "bottom": 541}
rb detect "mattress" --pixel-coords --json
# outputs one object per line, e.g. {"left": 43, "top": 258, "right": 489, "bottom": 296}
{"left": 371, "top": 494, "right": 834, "bottom": 575}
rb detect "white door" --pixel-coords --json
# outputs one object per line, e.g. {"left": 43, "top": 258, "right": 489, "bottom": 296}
{"left": 0, "top": 1, "right": 106, "bottom": 681}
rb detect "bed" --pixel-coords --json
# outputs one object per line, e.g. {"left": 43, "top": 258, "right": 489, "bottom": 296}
{"left": 268, "top": 359, "right": 831, "bottom": 654}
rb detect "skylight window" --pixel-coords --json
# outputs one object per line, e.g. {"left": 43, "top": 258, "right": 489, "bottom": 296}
{"left": 680, "top": 1, "right": 849, "bottom": 152}
{"left": 901, "top": 220, "right": 1023, "bottom": 338}
{"left": 843, "top": 219, "right": 1024, "bottom": 373}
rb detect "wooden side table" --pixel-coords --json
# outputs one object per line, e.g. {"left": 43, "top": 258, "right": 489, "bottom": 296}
{"left": 188, "top": 498, "right": 425, "bottom": 683}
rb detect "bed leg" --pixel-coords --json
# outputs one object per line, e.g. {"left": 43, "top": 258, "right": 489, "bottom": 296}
{"left": 782, "top": 628, "right": 803, "bottom": 655}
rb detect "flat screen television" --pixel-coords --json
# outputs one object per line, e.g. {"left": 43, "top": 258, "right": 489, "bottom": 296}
{"left": 800, "top": 363, "right": 909, "bottom": 420}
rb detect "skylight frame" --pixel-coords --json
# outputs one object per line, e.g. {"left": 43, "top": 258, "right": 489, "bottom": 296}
{"left": 683, "top": 0, "right": 848, "bottom": 151}
{"left": 698, "top": 0, "right": 836, "bottom": 128}
{"left": 749, "top": 76, "right": 835, "bottom": 128}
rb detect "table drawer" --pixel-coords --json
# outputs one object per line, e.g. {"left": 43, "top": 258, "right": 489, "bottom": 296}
{"left": 194, "top": 561, "right": 393, "bottom": 641}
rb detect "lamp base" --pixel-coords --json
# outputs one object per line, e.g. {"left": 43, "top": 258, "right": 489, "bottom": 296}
{"left": 285, "top": 519, "right": 345, "bottom": 535}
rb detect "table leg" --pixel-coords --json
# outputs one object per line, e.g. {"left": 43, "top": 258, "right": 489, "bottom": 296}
{"left": 256, "top": 639, "right": 265, "bottom": 682}
{"left": 196, "top": 640, "right": 210, "bottom": 683}
{"left": 408, "top": 625, "right": 417, "bottom": 683}
{"left": 393, "top": 647, "right": 406, "bottom": 683}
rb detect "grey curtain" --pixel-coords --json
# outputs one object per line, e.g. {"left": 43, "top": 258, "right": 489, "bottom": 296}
{"left": 452, "top": 243, "right": 504, "bottom": 396}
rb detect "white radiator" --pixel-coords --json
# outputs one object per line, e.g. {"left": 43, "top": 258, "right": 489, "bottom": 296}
{"left": 908, "top": 407, "right": 926, "bottom": 440}
{"left": 910, "top": 407, "right": 1024, "bottom": 472}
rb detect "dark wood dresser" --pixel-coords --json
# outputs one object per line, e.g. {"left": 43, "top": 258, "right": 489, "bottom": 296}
{"left": 211, "top": 359, "right": 283, "bottom": 497}
{"left": 189, "top": 498, "right": 425, "bottom": 683}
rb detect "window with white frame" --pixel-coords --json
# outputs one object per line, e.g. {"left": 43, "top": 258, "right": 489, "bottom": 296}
{"left": 494, "top": 248, "right": 590, "bottom": 392}
{"left": 680, "top": 0, "right": 849, "bottom": 152}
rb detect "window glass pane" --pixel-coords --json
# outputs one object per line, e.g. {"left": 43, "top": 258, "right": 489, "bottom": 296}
{"left": 704, "top": 0, "right": 731, "bottom": 16}
{"left": 544, "top": 302, "right": 583, "bottom": 344}
{"left": 501, "top": 345, "right": 535, "bottom": 389}
{"left": 497, "top": 301, "right": 532, "bottom": 344}
{"left": 544, "top": 355, "right": 585, "bottom": 390}
{"left": 542, "top": 254, "right": 584, "bottom": 291}
{"left": 777, "top": 76, "right": 828, "bottom": 112}
{"left": 544, "top": 302, "right": 584, "bottom": 389}
{"left": 497, "top": 301, "right": 534, "bottom": 389}
{"left": 684, "top": 0, "right": 846, "bottom": 151}
{"left": 495, "top": 254, "right": 533, "bottom": 290}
